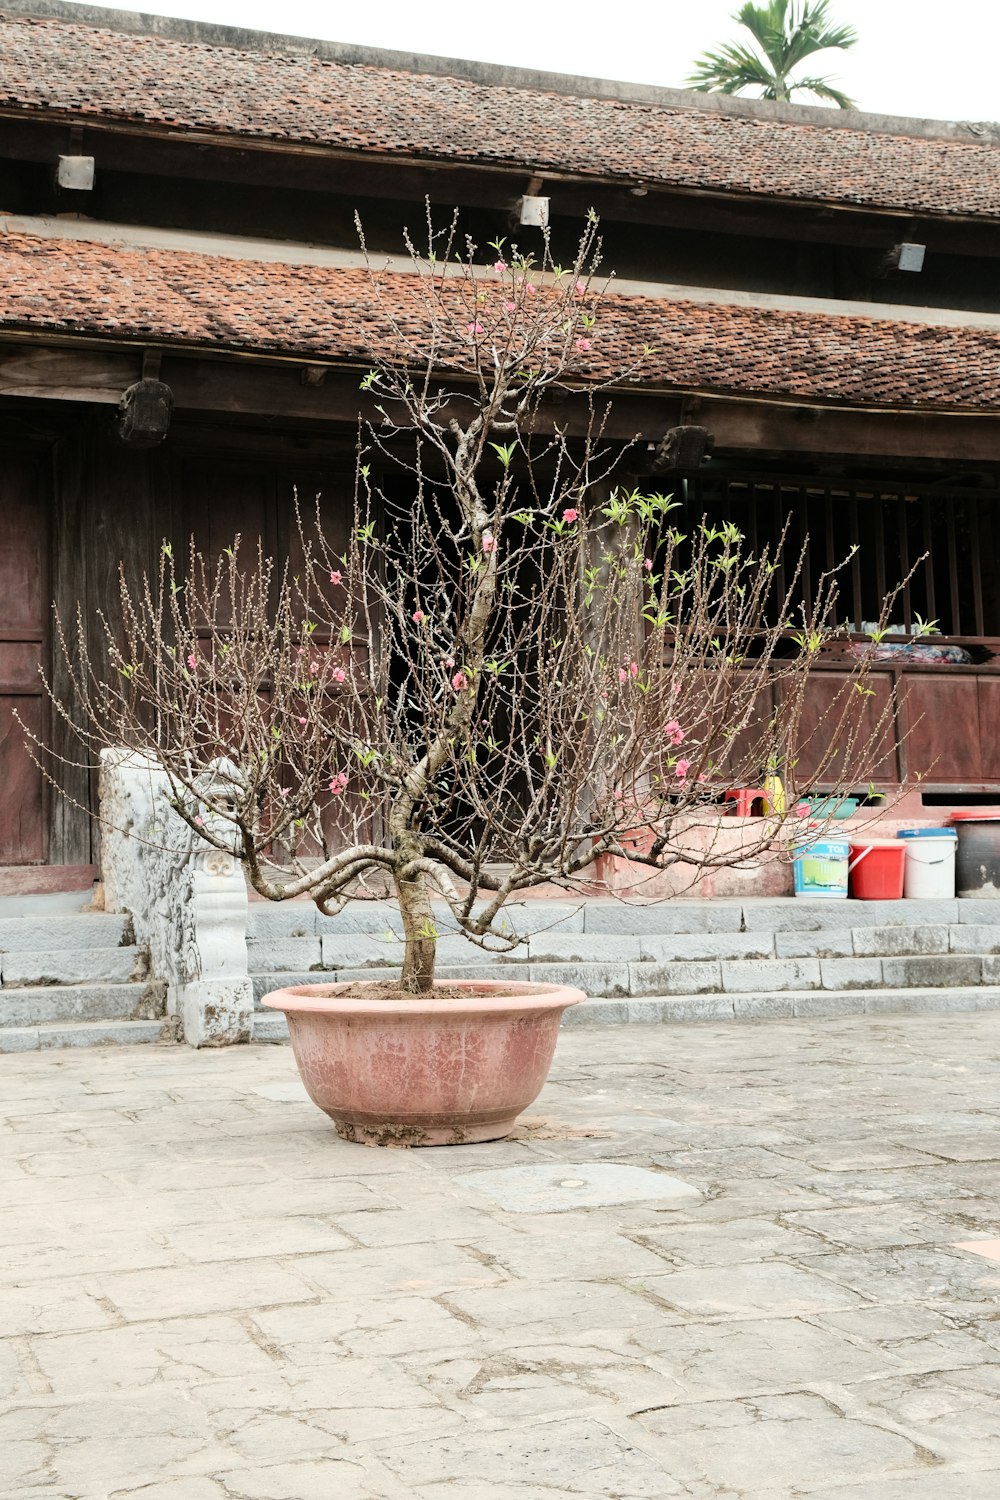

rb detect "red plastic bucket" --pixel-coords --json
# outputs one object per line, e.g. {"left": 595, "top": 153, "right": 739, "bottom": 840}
{"left": 849, "top": 838, "right": 906, "bottom": 900}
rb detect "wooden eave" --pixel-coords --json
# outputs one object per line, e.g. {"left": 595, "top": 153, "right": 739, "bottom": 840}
{"left": 4, "top": 108, "right": 1000, "bottom": 258}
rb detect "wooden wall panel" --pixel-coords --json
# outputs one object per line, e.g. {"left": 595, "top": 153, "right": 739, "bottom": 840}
{"left": 779, "top": 670, "right": 899, "bottom": 787}
{"left": 900, "top": 674, "right": 983, "bottom": 785}
{"left": 977, "top": 678, "right": 1000, "bottom": 784}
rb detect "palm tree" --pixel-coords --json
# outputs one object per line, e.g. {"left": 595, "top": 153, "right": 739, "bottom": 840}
{"left": 687, "top": 0, "right": 858, "bottom": 109}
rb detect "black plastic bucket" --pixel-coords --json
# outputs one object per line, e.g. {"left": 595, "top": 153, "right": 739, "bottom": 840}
{"left": 951, "top": 811, "right": 1000, "bottom": 898}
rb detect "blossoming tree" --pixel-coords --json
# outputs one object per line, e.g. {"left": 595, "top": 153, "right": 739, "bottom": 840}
{"left": 46, "top": 215, "right": 899, "bottom": 992}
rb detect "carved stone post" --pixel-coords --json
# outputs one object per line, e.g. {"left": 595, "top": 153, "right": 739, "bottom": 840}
{"left": 100, "top": 748, "right": 253, "bottom": 1047}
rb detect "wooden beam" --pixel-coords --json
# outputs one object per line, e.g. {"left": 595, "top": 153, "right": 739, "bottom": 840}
{"left": 3, "top": 341, "right": 1000, "bottom": 466}
{"left": 0, "top": 345, "right": 134, "bottom": 403}
{"left": 702, "top": 400, "right": 1000, "bottom": 466}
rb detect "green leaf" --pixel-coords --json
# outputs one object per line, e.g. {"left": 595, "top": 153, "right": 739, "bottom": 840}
{"left": 490, "top": 442, "right": 517, "bottom": 467}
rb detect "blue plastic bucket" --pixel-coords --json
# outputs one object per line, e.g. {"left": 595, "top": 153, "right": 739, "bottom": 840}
{"left": 793, "top": 839, "right": 850, "bottom": 898}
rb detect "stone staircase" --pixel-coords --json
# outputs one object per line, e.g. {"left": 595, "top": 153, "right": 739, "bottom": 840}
{"left": 6, "top": 890, "right": 999, "bottom": 1050}
{"left": 248, "top": 895, "right": 1000, "bottom": 1040}
{"left": 0, "top": 903, "right": 169, "bottom": 1052}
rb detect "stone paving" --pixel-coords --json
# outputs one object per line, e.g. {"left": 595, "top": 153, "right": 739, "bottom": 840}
{"left": 3, "top": 1015, "right": 1000, "bottom": 1498}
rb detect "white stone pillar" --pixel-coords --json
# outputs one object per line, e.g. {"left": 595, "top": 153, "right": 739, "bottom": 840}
{"left": 100, "top": 748, "right": 253, "bottom": 1047}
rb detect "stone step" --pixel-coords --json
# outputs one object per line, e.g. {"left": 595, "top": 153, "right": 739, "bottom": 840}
{"left": 0, "top": 981, "right": 166, "bottom": 1028}
{"left": 253, "top": 1012, "right": 289, "bottom": 1042}
{"left": 252, "top": 923, "right": 1000, "bottom": 976}
{"left": 250, "top": 985, "right": 1000, "bottom": 1042}
{"left": 566, "top": 987, "right": 1000, "bottom": 1025}
{"left": 0, "top": 912, "right": 133, "bottom": 951}
{"left": 0, "top": 947, "right": 148, "bottom": 986}
{"left": 246, "top": 899, "right": 589, "bottom": 940}
{"left": 0, "top": 1018, "right": 171, "bottom": 1052}
{"left": 246, "top": 896, "right": 1000, "bottom": 941}
{"left": 251, "top": 950, "right": 1000, "bottom": 1003}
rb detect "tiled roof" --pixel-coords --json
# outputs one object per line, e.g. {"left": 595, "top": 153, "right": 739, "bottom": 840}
{"left": 1, "top": 12, "right": 999, "bottom": 219}
{"left": 2, "top": 227, "right": 999, "bottom": 411}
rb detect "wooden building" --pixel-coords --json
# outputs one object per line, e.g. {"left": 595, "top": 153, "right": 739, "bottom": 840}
{"left": 2, "top": 0, "right": 1000, "bottom": 878}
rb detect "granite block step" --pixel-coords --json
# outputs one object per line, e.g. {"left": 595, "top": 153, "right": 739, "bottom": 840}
{"left": 246, "top": 896, "right": 1000, "bottom": 943}
{"left": 253, "top": 972, "right": 325, "bottom": 1004}
{"left": 251, "top": 948, "right": 1000, "bottom": 1001}
{"left": 563, "top": 986, "right": 1000, "bottom": 1026}
{"left": 251, "top": 984, "right": 1000, "bottom": 1041}
{"left": 0, "top": 912, "right": 133, "bottom": 951}
{"left": 246, "top": 899, "right": 586, "bottom": 940}
{"left": 247, "top": 938, "right": 325, "bottom": 974}
{"left": 0, "top": 981, "right": 166, "bottom": 1028}
{"left": 0, "top": 1018, "right": 171, "bottom": 1052}
{"left": 253, "top": 1011, "right": 290, "bottom": 1042}
{"left": 0, "top": 947, "right": 148, "bottom": 986}
{"left": 738, "top": 899, "right": 963, "bottom": 931}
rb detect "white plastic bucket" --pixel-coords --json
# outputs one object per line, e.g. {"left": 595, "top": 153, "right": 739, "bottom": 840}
{"left": 898, "top": 830, "right": 957, "bottom": 899}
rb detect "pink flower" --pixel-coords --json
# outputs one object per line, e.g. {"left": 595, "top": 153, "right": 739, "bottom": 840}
{"left": 482, "top": 532, "right": 497, "bottom": 553}
{"left": 329, "top": 772, "right": 348, "bottom": 795}
{"left": 493, "top": 259, "right": 506, "bottom": 273}
{"left": 697, "top": 772, "right": 707, "bottom": 784}
{"left": 451, "top": 670, "right": 469, "bottom": 691}
{"left": 644, "top": 559, "right": 653, "bottom": 572}
{"left": 297, "top": 716, "right": 307, "bottom": 726}
{"left": 675, "top": 759, "right": 691, "bottom": 779}
{"left": 504, "top": 300, "right": 517, "bottom": 313}
{"left": 444, "top": 657, "right": 455, "bottom": 669}
{"left": 332, "top": 667, "right": 346, "bottom": 684}
{"left": 310, "top": 659, "right": 320, "bottom": 673}
{"left": 575, "top": 281, "right": 586, "bottom": 296}
{"left": 186, "top": 653, "right": 197, "bottom": 670}
{"left": 663, "top": 719, "right": 684, "bottom": 746}
{"left": 412, "top": 610, "right": 425, "bottom": 623}
{"left": 329, "top": 570, "right": 342, "bottom": 585}
{"left": 525, "top": 282, "right": 537, "bottom": 295}
{"left": 629, "top": 661, "right": 639, "bottom": 679}
{"left": 562, "top": 508, "right": 578, "bottom": 523}
{"left": 618, "top": 667, "right": 627, "bottom": 684}
{"left": 194, "top": 815, "right": 204, "bottom": 827}
{"left": 574, "top": 338, "right": 592, "bottom": 352}
{"left": 671, "top": 681, "right": 681, "bottom": 696}
{"left": 794, "top": 801, "right": 810, "bottom": 818}
{"left": 467, "top": 321, "right": 485, "bottom": 336}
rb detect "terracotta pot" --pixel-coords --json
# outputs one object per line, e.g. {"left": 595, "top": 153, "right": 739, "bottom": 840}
{"left": 261, "top": 978, "right": 585, "bottom": 1147}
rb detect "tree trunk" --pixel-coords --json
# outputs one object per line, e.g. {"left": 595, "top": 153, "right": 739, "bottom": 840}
{"left": 395, "top": 866, "right": 436, "bottom": 994}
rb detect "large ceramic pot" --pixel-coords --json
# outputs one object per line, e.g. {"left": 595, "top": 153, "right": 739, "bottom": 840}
{"left": 261, "top": 978, "right": 585, "bottom": 1146}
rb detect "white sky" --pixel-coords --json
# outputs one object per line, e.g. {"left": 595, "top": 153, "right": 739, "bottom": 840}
{"left": 65, "top": 0, "right": 999, "bottom": 123}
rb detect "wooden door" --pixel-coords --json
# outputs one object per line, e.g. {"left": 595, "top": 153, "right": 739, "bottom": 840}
{"left": 0, "top": 448, "right": 49, "bottom": 862}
